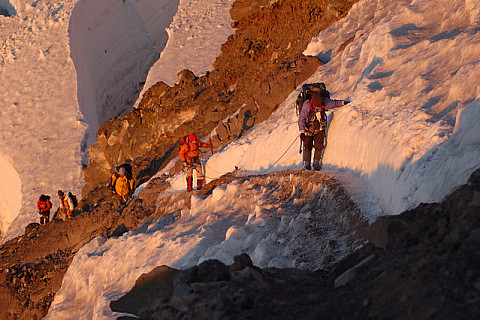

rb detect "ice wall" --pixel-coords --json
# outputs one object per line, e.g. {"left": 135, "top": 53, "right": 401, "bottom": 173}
{"left": 0, "top": 154, "right": 22, "bottom": 238}
{"left": 69, "top": 0, "right": 179, "bottom": 149}
{"left": 202, "top": 0, "right": 480, "bottom": 216}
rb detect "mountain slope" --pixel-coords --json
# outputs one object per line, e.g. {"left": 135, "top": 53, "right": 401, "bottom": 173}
{"left": 80, "top": 0, "right": 356, "bottom": 196}
{"left": 0, "top": 0, "right": 479, "bottom": 319}
{"left": 0, "top": 170, "right": 364, "bottom": 319}
{"left": 109, "top": 169, "right": 480, "bottom": 320}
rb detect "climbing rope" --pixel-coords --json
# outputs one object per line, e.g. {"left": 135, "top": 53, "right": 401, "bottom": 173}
{"left": 199, "top": 134, "right": 300, "bottom": 180}
{"left": 258, "top": 134, "right": 299, "bottom": 174}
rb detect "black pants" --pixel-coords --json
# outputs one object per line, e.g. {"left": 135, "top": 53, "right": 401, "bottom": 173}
{"left": 39, "top": 212, "right": 50, "bottom": 224}
{"left": 301, "top": 131, "right": 325, "bottom": 162}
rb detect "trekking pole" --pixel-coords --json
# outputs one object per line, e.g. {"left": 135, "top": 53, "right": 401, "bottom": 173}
{"left": 299, "top": 136, "right": 303, "bottom": 154}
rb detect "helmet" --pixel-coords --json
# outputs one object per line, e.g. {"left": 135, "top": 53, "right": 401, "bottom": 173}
{"left": 57, "top": 190, "right": 64, "bottom": 197}
{"left": 188, "top": 133, "right": 197, "bottom": 141}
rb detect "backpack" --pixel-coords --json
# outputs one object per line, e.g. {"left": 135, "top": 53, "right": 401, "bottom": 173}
{"left": 119, "top": 163, "right": 133, "bottom": 180}
{"left": 295, "top": 83, "right": 330, "bottom": 116}
{"left": 68, "top": 192, "right": 78, "bottom": 209}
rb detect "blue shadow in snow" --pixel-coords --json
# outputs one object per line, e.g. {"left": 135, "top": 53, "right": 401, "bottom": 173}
{"left": 0, "top": 0, "right": 16, "bottom": 16}
{"left": 427, "top": 101, "right": 459, "bottom": 123}
{"left": 421, "top": 96, "right": 442, "bottom": 112}
{"left": 389, "top": 23, "right": 424, "bottom": 37}
{"left": 317, "top": 49, "right": 333, "bottom": 64}
{"left": 429, "top": 28, "right": 463, "bottom": 43}
{"left": 353, "top": 56, "right": 384, "bottom": 92}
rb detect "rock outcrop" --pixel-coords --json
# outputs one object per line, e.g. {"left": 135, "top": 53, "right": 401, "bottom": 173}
{"left": 81, "top": 0, "right": 358, "bottom": 197}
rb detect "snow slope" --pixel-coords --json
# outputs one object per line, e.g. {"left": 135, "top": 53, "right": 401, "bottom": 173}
{"left": 47, "top": 172, "right": 365, "bottom": 319}
{"left": 203, "top": 0, "right": 480, "bottom": 214}
{"left": 46, "top": 0, "right": 480, "bottom": 319}
{"left": 0, "top": 0, "right": 234, "bottom": 242}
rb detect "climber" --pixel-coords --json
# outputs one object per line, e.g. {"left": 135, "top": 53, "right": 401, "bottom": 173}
{"left": 179, "top": 133, "right": 212, "bottom": 191}
{"left": 111, "top": 163, "right": 133, "bottom": 192}
{"left": 57, "top": 190, "right": 75, "bottom": 220}
{"left": 37, "top": 194, "right": 52, "bottom": 224}
{"left": 298, "top": 92, "right": 350, "bottom": 170}
{"left": 114, "top": 166, "right": 135, "bottom": 203}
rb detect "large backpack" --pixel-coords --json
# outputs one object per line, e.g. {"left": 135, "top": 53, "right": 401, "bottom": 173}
{"left": 119, "top": 163, "right": 133, "bottom": 180}
{"left": 68, "top": 192, "right": 78, "bottom": 209}
{"left": 295, "top": 83, "right": 330, "bottom": 116}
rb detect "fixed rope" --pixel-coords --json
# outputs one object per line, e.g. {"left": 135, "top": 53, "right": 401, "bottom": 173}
{"left": 201, "top": 134, "right": 300, "bottom": 180}
{"left": 258, "top": 134, "right": 299, "bottom": 174}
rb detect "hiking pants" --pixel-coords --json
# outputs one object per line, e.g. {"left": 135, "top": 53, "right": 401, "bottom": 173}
{"left": 39, "top": 211, "right": 50, "bottom": 224}
{"left": 185, "top": 161, "right": 205, "bottom": 180}
{"left": 301, "top": 131, "right": 325, "bottom": 162}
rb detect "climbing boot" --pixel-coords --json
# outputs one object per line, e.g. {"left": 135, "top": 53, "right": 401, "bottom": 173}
{"left": 313, "top": 161, "right": 322, "bottom": 171}
{"left": 303, "top": 161, "right": 312, "bottom": 170}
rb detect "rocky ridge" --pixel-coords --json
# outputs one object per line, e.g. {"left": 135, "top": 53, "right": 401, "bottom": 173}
{"left": 82, "top": 0, "right": 358, "bottom": 196}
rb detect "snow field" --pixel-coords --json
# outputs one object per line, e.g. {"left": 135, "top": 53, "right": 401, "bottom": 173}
{"left": 0, "top": 0, "right": 83, "bottom": 240}
{"left": 47, "top": 173, "right": 364, "bottom": 319}
{"left": 0, "top": 154, "right": 22, "bottom": 237}
{"left": 0, "top": 0, "right": 235, "bottom": 242}
{"left": 133, "top": 0, "right": 236, "bottom": 105}
{"left": 201, "top": 0, "right": 480, "bottom": 214}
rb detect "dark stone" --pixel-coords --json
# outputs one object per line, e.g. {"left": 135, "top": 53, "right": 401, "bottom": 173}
{"left": 230, "top": 253, "right": 254, "bottom": 272}
{"left": 25, "top": 223, "right": 41, "bottom": 235}
{"left": 110, "top": 224, "right": 128, "bottom": 237}
{"left": 367, "top": 216, "right": 410, "bottom": 249}
{"left": 110, "top": 265, "right": 179, "bottom": 315}
{"left": 195, "top": 260, "right": 232, "bottom": 283}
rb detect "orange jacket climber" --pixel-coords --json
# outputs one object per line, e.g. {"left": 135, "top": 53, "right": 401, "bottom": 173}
{"left": 179, "top": 133, "right": 211, "bottom": 163}
{"left": 179, "top": 133, "right": 212, "bottom": 191}
{"left": 37, "top": 195, "right": 52, "bottom": 213}
{"left": 37, "top": 194, "right": 52, "bottom": 224}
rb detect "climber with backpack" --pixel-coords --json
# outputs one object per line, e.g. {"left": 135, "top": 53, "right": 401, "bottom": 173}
{"left": 56, "top": 190, "right": 76, "bottom": 220}
{"left": 37, "top": 194, "right": 52, "bottom": 224}
{"left": 179, "top": 133, "right": 213, "bottom": 191}
{"left": 114, "top": 166, "right": 135, "bottom": 203}
{"left": 297, "top": 83, "right": 350, "bottom": 170}
{"left": 110, "top": 162, "right": 134, "bottom": 192}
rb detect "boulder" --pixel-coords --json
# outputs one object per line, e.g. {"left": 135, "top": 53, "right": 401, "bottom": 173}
{"left": 25, "top": 223, "right": 40, "bottom": 235}
{"left": 177, "top": 69, "right": 197, "bottom": 84}
{"left": 110, "top": 265, "right": 180, "bottom": 315}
